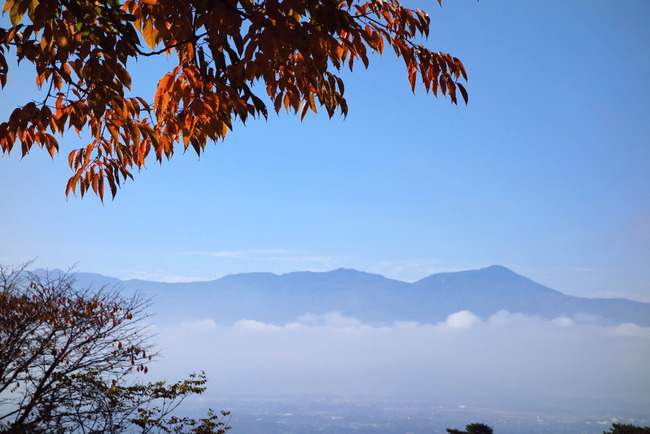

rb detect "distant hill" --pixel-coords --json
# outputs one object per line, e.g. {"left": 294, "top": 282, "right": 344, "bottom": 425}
{"left": 33, "top": 265, "right": 650, "bottom": 326}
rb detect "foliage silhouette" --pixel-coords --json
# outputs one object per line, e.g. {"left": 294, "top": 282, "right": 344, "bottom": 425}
{"left": 0, "top": 262, "right": 230, "bottom": 433}
{"left": 447, "top": 422, "right": 494, "bottom": 434}
{"left": 604, "top": 423, "right": 650, "bottom": 434}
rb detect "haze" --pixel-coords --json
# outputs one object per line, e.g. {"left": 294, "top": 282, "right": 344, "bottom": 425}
{"left": 150, "top": 309, "right": 650, "bottom": 415}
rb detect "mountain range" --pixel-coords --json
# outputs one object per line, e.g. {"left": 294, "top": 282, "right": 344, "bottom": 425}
{"left": 55, "top": 265, "right": 650, "bottom": 327}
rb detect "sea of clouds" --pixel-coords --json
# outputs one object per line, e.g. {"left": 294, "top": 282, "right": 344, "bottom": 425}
{"left": 149, "top": 310, "right": 650, "bottom": 414}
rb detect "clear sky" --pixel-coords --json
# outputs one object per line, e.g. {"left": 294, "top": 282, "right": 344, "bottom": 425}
{"left": 1, "top": 1, "right": 649, "bottom": 301}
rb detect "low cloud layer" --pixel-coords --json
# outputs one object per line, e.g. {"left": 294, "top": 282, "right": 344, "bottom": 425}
{"left": 151, "top": 311, "right": 650, "bottom": 414}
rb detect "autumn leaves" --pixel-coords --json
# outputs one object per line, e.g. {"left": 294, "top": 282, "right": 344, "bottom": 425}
{"left": 0, "top": 0, "right": 467, "bottom": 199}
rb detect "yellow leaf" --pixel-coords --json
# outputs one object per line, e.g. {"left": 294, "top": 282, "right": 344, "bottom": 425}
{"left": 142, "top": 18, "right": 157, "bottom": 50}
{"left": 2, "top": 0, "right": 15, "bottom": 14}
{"left": 309, "top": 93, "right": 317, "bottom": 114}
{"left": 9, "top": 1, "right": 24, "bottom": 25}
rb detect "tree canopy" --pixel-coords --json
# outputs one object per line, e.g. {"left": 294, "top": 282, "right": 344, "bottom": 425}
{"left": 447, "top": 423, "right": 494, "bottom": 434}
{"left": 0, "top": 262, "right": 230, "bottom": 433}
{"left": 0, "top": 0, "right": 467, "bottom": 199}
{"left": 604, "top": 423, "right": 650, "bottom": 434}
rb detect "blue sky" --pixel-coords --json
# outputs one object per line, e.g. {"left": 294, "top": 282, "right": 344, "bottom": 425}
{"left": 1, "top": 1, "right": 649, "bottom": 301}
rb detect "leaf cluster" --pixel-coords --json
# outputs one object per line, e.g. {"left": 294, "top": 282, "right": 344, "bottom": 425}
{"left": 0, "top": 0, "right": 467, "bottom": 199}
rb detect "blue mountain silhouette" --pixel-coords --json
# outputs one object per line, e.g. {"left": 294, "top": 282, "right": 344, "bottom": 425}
{"left": 33, "top": 265, "right": 650, "bottom": 326}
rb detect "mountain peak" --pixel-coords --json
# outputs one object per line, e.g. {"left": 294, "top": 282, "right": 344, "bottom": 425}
{"left": 480, "top": 265, "right": 512, "bottom": 272}
{"left": 477, "top": 265, "right": 522, "bottom": 278}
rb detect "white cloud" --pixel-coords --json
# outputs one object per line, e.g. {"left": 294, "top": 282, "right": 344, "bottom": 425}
{"left": 119, "top": 268, "right": 223, "bottom": 283}
{"left": 233, "top": 319, "right": 283, "bottom": 332}
{"left": 552, "top": 317, "right": 574, "bottom": 327}
{"left": 295, "top": 312, "right": 364, "bottom": 329}
{"left": 187, "top": 249, "right": 302, "bottom": 259}
{"left": 443, "top": 310, "right": 481, "bottom": 329}
{"left": 151, "top": 311, "right": 650, "bottom": 414}
{"left": 487, "top": 310, "right": 533, "bottom": 326}
{"left": 605, "top": 322, "right": 650, "bottom": 337}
